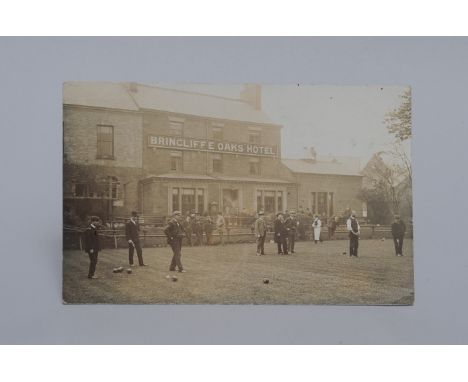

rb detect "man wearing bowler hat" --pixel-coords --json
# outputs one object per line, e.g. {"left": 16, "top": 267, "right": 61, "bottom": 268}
{"left": 164, "top": 210, "right": 186, "bottom": 273}
{"left": 125, "top": 211, "right": 147, "bottom": 267}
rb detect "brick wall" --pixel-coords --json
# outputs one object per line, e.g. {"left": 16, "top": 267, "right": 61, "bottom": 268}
{"left": 63, "top": 106, "right": 143, "bottom": 168}
{"left": 142, "top": 111, "right": 283, "bottom": 178}
{"left": 294, "top": 173, "right": 363, "bottom": 216}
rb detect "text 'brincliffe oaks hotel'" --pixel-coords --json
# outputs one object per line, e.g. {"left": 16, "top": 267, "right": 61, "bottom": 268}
{"left": 63, "top": 82, "right": 363, "bottom": 221}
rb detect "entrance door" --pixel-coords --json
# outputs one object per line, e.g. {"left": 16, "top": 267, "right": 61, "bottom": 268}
{"left": 222, "top": 189, "right": 239, "bottom": 215}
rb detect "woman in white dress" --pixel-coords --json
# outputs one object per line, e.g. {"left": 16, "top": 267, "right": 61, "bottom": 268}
{"left": 312, "top": 215, "right": 321, "bottom": 244}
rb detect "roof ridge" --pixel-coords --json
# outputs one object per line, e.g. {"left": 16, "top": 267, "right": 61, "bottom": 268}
{"left": 132, "top": 83, "right": 249, "bottom": 104}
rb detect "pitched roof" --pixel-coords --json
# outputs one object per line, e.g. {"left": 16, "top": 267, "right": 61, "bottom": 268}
{"left": 282, "top": 156, "right": 362, "bottom": 176}
{"left": 63, "top": 82, "right": 139, "bottom": 111}
{"left": 63, "top": 82, "right": 276, "bottom": 125}
{"left": 130, "top": 84, "right": 275, "bottom": 125}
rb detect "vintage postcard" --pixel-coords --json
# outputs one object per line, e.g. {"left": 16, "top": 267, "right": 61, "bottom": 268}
{"left": 63, "top": 82, "right": 413, "bottom": 304}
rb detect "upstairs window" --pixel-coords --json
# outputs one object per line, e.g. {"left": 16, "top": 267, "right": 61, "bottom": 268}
{"left": 212, "top": 126, "right": 223, "bottom": 141}
{"left": 249, "top": 129, "right": 261, "bottom": 144}
{"left": 170, "top": 151, "right": 183, "bottom": 171}
{"left": 97, "top": 125, "right": 114, "bottom": 159}
{"left": 249, "top": 158, "right": 260, "bottom": 175}
{"left": 212, "top": 154, "right": 223, "bottom": 173}
{"left": 169, "top": 119, "right": 184, "bottom": 136}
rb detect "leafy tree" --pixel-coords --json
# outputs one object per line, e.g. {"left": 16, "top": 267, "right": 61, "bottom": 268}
{"left": 385, "top": 89, "right": 411, "bottom": 141}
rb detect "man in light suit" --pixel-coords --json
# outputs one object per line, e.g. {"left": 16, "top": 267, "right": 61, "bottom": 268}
{"left": 254, "top": 210, "right": 268, "bottom": 256}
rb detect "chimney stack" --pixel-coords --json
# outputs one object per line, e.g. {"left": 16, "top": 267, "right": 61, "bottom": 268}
{"left": 240, "top": 83, "right": 261, "bottom": 110}
{"left": 302, "top": 146, "right": 317, "bottom": 163}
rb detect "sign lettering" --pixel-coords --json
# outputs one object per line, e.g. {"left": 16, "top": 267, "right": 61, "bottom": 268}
{"left": 148, "top": 135, "right": 277, "bottom": 157}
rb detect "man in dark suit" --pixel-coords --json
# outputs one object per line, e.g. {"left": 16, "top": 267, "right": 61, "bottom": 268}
{"left": 125, "top": 211, "right": 146, "bottom": 266}
{"left": 164, "top": 210, "right": 186, "bottom": 273}
{"left": 285, "top": 210, "right": 299, "bottom": 253}
{"left": 83, "top": 216, "right": 101, "bottom": 279}
{"left": 274, "top": 213, "right": 288, "bottom": 255}
{"left": 391, "top": 215, "right": 406, "bottom": 256}
{"left": 193, "top": 213, "right": 203, "bottom": 246}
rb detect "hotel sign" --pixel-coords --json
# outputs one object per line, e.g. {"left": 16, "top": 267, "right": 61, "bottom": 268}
{"left": 148, "top": 135, "right": 278, "bottom": 157}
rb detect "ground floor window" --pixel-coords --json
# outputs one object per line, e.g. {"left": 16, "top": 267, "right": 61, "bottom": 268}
{"left": 257, "top": 191, "right": 263, "bottom": 212}
{"left": 197, "top": 189, "right": 205, "bottom": 214}
{"left": 318, "top": 192, "right": 327, "bottom": 215}
{"left": 264, "top": 191, "right": 275, "bottom": 213}
{"left": 172, "top": 187, "right": 205, "bottom": 214}
{"left": 277, "top": 191, "right": 283, "bottom": 212}
{"left": 310, "top": 191, "right": 334, "bottom": 217}
{"left": 172, "top": 188, "right": 180, "bottom": 211}
{"left": 256, "top": 189, "right": 285, "bottom": 214}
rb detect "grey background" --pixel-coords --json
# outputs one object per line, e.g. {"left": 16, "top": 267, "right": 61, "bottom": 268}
{"left": 0, "top": 37, "right": 466, "bottom": 344}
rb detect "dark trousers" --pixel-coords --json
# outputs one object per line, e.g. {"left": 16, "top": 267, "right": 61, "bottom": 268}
{"left": 185, "top": 230, "right": 193, "bottom": 246}
{"left": 206, "top": 231, "right": 213, "bottom": 245}
{"left": 393, "top": 236, "right": 404, "bottom": 255}
{"left": 257, "top": 234, "right": 266, "bottom": 254}
{"left": 276, "top": 235, "right": 288, "bottom": 254}
{"left": 129, "top": 240, "right": 144, "bottom": 265}
{"left": 195, "top": 231, "right": 203, "bottom": 246}
{"left": 288, "top": 231, "right": 296, "bottom": 252}
{"left": 169, "top": 238, "right": 183, "bottom": 271}
{"left": 349, "top": 234, "right": 359, "bottom": 257}
{"left": 328, "top": 227, "right": 336, "bottom": 240}
{"left": 87, "top": 251, "right": 98, "bottom": 277}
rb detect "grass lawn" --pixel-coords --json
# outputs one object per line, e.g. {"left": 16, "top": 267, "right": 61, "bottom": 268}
{"left": 63, "top": 239, "right": 414, "bottom": 305}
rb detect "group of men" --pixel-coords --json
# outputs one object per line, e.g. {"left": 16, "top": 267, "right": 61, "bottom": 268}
{"left": 182, "top": 212, "right": 227, "bottom": 247}
{"left": 252, "top": 209, "right": 406, "bottom": 259}
{"left": 83, "top": 211, "right": 148, "bottom": 279}
{"left": 82, "top": 210, "right": 228, "bottom": 278}
{"left": 254, "top": 210, "right": 301, "bottom": 256}
{"left": 82, "top": 209, "right": 407, "bottom": 279}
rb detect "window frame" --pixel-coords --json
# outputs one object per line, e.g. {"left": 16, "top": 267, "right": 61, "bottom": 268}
{"left": 96, "top": 124, "right": 114, "bottom": 159}
{"left": 212, "top": 153, "right": 223, "bottom": 173}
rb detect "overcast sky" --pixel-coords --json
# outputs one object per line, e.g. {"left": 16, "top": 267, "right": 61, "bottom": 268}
{"left": 161, "top": 84, "right": 410, "bottom": 165}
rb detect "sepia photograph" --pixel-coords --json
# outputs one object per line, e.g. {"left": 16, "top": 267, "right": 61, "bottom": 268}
{"left": 63, "top": 82, "right": 413, "bottom": 305}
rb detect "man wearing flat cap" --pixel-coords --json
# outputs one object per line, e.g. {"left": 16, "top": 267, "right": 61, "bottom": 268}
{"left": 164, "top": 210, "right": 186, "bottom": 272}
{"left": 84, "top": 216, "right": 101, "bottom": 279}
{"left": 391, "top": 215, "right": 406, "bottom": 256}
{"left": 126, "top": 211, "right": 146, "bottom": 266}
{"left": 254, "top": 210, "right": 268, "bottom": 256}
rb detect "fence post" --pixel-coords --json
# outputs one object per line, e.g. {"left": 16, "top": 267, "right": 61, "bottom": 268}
{"left": 79, "top": 235, "right": 83, "bottom": 251}
{"left": 114, "top": 230, "right": 117, "bottom": 249}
